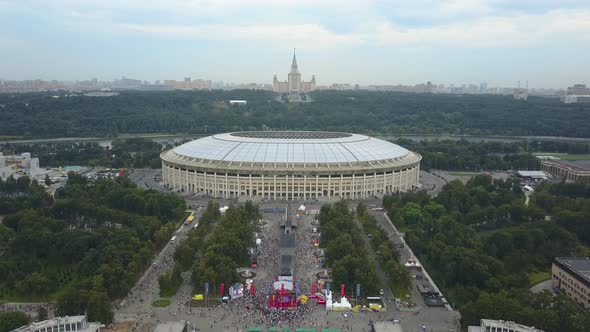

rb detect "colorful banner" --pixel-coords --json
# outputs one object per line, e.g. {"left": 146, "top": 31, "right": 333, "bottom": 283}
{"left": 220, "top": 283, "right": 225, "bottom": 296}
{"left": 340, "top": 284, "right": 345, "bottom": 298}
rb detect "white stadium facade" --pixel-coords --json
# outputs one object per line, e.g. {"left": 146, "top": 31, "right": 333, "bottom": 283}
{"left": 160, "top": 131, "right": 421, "bottom": 200}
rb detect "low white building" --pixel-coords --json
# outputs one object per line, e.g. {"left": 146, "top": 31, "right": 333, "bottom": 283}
{"left": 468, "top": 319, "right": 544, "bottom": 332}
{"left": 12, "top": 315, "right": 100, "bottom": 332}
{"left": 228, "top": 100, "right": 247, "bottom": 105}
{"left": 0, "top": 152, "right": 40, "bottom": 180}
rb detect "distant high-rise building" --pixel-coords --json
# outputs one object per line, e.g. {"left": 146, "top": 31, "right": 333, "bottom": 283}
{"left": 272, "top": 49, "right": 316, "bottom": 94}
{"left": 561, "top": 84, "right": 590, "bottom": 103}
{"left": 479, "top": 82, "right": 488, "bottom": 94}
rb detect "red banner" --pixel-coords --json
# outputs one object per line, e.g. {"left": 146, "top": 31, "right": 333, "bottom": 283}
{"left": 341, "top": 284, "right": 345, "bottom": 298}
{"left": 250, "top": 282, "right": 255, "bottom": 295}
{"left": 220, "top": 283, "right": 225, "bottom": 296}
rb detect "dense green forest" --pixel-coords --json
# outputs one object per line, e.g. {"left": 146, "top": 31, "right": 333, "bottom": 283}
{"left": 383, "top": 177, "right": 590, "bottom": 331}
{"left": 394, "top": 139, "right": 541, "bottom": 171}
{"left": 1, "top": 138, "right": 166, "bottom": 169}
{"left": 0, "top": 312, "right": 30, "bottom": 332}
{"left": 1, "top": 90, "right": 589, "bottom": 138}
{"left": 4, "top": 138, "right": 588, "bottom": 174}
{"left": 0, "top": 175, "right": 185, "bottom": 323}
{"left": 172, "top": 200, "right": 260, "bottom": 296}
{"left": 317, "top": 201, "right": 381, "bottom": 295}
{"left": 357, "top": 203, "right": 412, "bottom": 297}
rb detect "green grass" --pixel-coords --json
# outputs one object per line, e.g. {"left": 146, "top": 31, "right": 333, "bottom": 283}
{"left": 528, "top": 271, "right": 551, "bottom": 287}
{"left": 448, "top": 171, "right": 482, "bottom": 176}
{"left": 152, "top": 299, "right": 171, "bottom": 307}
{"left": 533, "top": 153, "right": 590, "bottom": 161}
{"left": 391, "top": 284, "right": 410, "bottom": 299}
{"left": 159, "top": 287, "right": 179, "bottom": 298}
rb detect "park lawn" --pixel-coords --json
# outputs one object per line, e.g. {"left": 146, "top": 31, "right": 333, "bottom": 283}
{"left": 528, "top": 271, "right": 551, "bottom": 288}
{"left": 448, "top": 171, "right": 482, "bottom": 176}
{"left": 533, "top": 153, "right": 590, "bottom": 161}
{"left": 152, "top": 299, "right": 171, "bottom": 307}
{"left": 159, "top": 287, "right": 179, "bottom": 298}
{"left": 390, "top": 283, "right": 410, "bottom": 300}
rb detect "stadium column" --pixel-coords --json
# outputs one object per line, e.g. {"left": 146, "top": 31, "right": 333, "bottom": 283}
{"left": 390, "top": 170, "right": 395, "bottom": 194}
{"left": 303, "top": 175, "right": 307, "bottom": 199}
{"left": 286, "top": 174, "right": 289, "bottom": 200}
{"left": 249, "top": 174, "right": 252, "bottom": 198}
{"left": 237, "top": 174, "right": 241, "bottom": 196}
{"left": 272, "top": 175, "right": 277, "bottom": 200}
{"left": 363, "top": 173, "right": 367, "bottom": 199}
{"left": 316, "top": 174, "right": 319, "bottom": 199}
{"left": 172, "top": 167, "right": 176, "bottom": 188}
{"left": 374, "top": 172, "right": 377, "bottom": 197}
{"left": 214, "top": 172, "right": 218, "bottom": 197}
{"left": 328, "top": 175, "right": 331, "bottom": 199}
{"left": 340, "top": 174, "right": 343, "bottom": 198}
{"left": 352, "top": 174, "right": 356, "bottom": 199}
{"left": 261, "top": 174, "right": 265, "bottom": 199}
{"left": 225, "top": 173, "right": 228, "bottom": 198}
{"left": 204, "top": 171, "right": 207, "bottom": 195}
{"left": 194, "top": 169, "right": 197, "bottom": 193}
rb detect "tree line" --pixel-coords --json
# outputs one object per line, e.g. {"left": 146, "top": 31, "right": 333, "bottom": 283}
{"left": 383, "top": 176, "right": 590, "bottom": 331}
{"left": 317, "top": 201, "right": 381, "bottom": 296}
{"left": 2, "top": 138, "right": 166, "bottom": 169}
{"left": 172, "top": 201, "right": 260, "bottom": 297}
{"left": 1, "top": 90, "right": 589, "bottom": 138}
{"left": 0, "top": 174, "right": 185, "bottom": 323}
{"left": 356, "top": 203, "right": 412, "bottom": 297}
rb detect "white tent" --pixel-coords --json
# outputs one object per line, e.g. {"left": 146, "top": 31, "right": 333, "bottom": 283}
{"left": 219, "top": 206, "right": 229, "bottom": 213}
{"left": 298, "top": 204, "right": 306, "bottom": 211}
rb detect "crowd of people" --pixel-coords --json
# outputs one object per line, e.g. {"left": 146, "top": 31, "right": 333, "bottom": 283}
{"left": 0, "top": 302, "right": 56, "bottom": 320}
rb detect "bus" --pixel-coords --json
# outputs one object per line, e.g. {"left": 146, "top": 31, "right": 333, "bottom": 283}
{"left": 170, "top": 236, "right": 177, "bottom": 244}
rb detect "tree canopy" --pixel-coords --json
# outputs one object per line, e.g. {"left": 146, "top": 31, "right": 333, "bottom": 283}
{"left": 384, "top": 176, "right": 590, "bottom": 331}
{"left": 0, "top": 90, "right": 588, "bottom": 138}
{"left": 0, "top": 175, "right": 185, "bottom": 323}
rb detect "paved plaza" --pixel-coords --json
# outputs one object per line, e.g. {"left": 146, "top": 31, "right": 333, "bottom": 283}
{"left": 119, "top": 174, "right": 459, "bottom": 331}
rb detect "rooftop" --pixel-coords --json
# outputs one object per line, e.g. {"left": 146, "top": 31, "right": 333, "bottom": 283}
{"left": 481, "top": 319, "right": 544, "bottom": 332}
{"left": 13, "top": 315, "right": 100, "bottom": 332}
{"left": 171, "top": 131, "right": 411, "bottom": 164}
{"left": 372, "top": 321, "right": 404, "bottom": 332}
{"left": 153, "top": 322, "right": 187, "bottom": 332}
{"left": 554, "top": 257, "right": 590, "bottom": 285}
{"left": 516, "top": 170, "right": 549, "bottom": 178}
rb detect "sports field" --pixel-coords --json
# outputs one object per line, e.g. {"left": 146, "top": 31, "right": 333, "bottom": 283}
{"left": 534, "top": 153, "right": 590, "bottom": 161}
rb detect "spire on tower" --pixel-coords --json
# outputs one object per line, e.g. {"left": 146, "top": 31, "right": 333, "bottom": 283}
{"left": 292, "top": 48, "right": 297, "bottom": 65}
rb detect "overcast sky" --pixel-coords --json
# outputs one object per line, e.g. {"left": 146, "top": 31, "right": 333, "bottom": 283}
{"left": 1, "top": 0, "right": 589, "bottom": 88}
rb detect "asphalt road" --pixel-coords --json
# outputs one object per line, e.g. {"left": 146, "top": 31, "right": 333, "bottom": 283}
{"left": 419, "top": 171, "right": 448, "bottom": 197}
{"left": 371, "top": 211, "right": 460, "bottom": 332}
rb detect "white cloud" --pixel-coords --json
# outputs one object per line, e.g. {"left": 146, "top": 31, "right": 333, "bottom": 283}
{"left": 123, "top": 23, "right": 365, "bottom": 49}
{"left": 119, "top": 8, "right": 590, "bottom": 49}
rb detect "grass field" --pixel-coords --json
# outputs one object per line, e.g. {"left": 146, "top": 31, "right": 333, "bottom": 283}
{"left": 533, "top": 153, "right": 590, "bottom": 161}
{"left": 528, "top": 271, "right": 551, "bottom": 288}
{"left": 152, "top": 299, "right": 171, "bottom": 307}
{"left": 448, "top": 171, "right": 482, "bottom": 176}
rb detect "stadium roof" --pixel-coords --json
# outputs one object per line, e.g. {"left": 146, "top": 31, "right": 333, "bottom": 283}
{"left": 172, "top": 131, "right": 410, "bottom": 164}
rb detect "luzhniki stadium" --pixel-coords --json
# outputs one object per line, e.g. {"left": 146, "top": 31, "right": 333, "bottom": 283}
{"left": 160, "top": 131, "right": 421, "bottom": 200}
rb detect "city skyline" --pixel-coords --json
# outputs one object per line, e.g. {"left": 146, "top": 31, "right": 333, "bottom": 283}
{"left": 1, "top": 0, "right": 590, "bottom": 88}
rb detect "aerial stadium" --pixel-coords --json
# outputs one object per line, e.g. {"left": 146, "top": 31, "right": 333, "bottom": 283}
{"left": 160, "top": 131, "right": 421, "bottom": 200}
